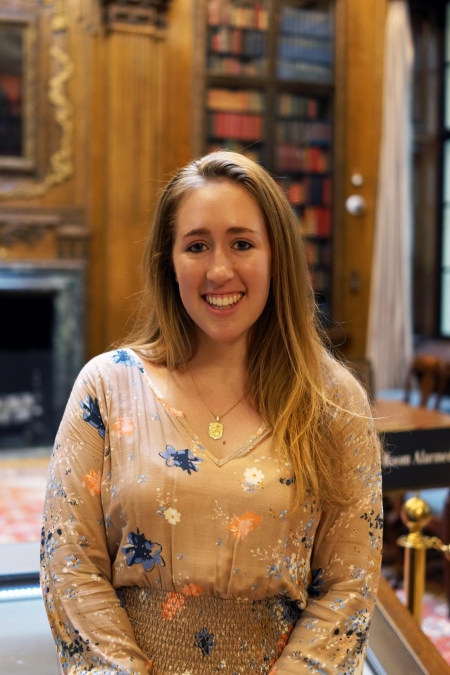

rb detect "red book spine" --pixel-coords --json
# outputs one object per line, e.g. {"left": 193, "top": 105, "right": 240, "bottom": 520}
{"left": 318, "top": 209, "right": 331, "bottom": 237}
{"left": 322, "top": 178, "right": 332, "bottom": 206}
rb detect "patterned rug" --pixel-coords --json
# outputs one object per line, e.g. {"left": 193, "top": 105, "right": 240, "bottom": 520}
{"left": 0, "top": 456, "right": 49, "bottom": 544}
{"left": 396, "top": 588, "right": 450, "bottom": 666}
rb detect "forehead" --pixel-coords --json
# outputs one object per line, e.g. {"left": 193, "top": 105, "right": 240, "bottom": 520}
{"left": 174, "top": 180, "right": 266, "bottom": 232}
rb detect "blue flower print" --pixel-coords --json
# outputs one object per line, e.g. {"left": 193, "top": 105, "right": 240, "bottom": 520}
{"left": 112, "top": 349, "right": 144, "bottom": 372}
{"left": 279, "top": 476, "right": 296, "bottom": 486}
{"left": 279, "top": 596, "right": 302, "bottom": 624}
{"left": 267, "top": 564, "right": 282, "bottom": 579}
{"left": 303, "top": 619, "right": 317, "bottom": 630}
{"left": 65, "top": 554, "right": 80, "bottom": 569}
{"left": 195, "top": 627, "right": 215, "bottom": 656}
{"left": 80, "top": 395, "right": 105, "bottom": 439}
{"left": 344, "top": 609, "right": 371, "bottom": 654}
{"left": 307, "top": 568, "right": 323, "bottom": 598}
{"left": 159, "top": 446, "right": 204, "bottom": 474}
{"left": 55, "top": 620, "right": 93, "bottom": 667}
{"left": 122, "top": 528, "right": 166, "bottom": 572}
{"left": 344, "top": 609, "right": 370, "bottom": 635}
{"left": 301, "top": 657, "right": 327, "bottom": 675}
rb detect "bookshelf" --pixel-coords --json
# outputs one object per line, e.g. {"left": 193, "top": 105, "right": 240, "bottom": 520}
{"left": 201, "top": 0, "right": 335, "bottom": 323}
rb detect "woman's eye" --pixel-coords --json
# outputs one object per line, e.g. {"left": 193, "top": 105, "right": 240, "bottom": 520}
{"left": 187, "top": 243, "right": 206, "bottom": 253}
{"left": 233, "top": 240, "right": 253, "bottom": 251}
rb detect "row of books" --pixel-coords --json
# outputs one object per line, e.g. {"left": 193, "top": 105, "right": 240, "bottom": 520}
{"left": 276, "top": 120, "right": 331, "bottom": 146}
{"left": 278, "top": 94, "right": 327, "bottom": 120}
{"left": 278, "top": 176, "right": 332, "bottom": 208}
{"left": 208, "top": 0, "right": 268, "bottom": 30}
{"left": 208, "top": 55, "right": 266, "bottom": 76}
{"left": 208, "top": 112, "right": 263, "bottom": 140}
{"left": 276, "top": 145, "right": 330, "bottom": 173}
{"left": 304, "top": 240, "right": 332, "bottom": 269}
{"left": 209, "top": 27, "right": 267, "bottom": 57}
{"left": 299, "top": 207, "right": 331, "bottom": 238}
{"left": 278, "top": 36, "right": 333, "bottom": 65}
{"left": 278, "top": 60, "right": 333, "bottom": 84}
{"left": 279, "top": 7, "right": 333, "bottom": 39}
{"left": 207, "top": 141, "right": 263, "bottom": 164}
{"left": 207, "top": 88, "right": 264, "bottom": 112}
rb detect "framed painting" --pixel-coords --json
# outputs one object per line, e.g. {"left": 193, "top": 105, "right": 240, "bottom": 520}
{"left": 0, "top": 15, "right": 37, "bottom": 171}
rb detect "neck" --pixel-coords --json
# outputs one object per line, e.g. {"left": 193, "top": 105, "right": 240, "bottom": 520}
{"left": 188, "top": 334, "right": 248, "bottom": 381}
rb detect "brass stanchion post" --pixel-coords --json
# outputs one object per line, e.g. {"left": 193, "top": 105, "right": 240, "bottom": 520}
{"left": 397, "top": 495, "right": 450, "bottom": 623}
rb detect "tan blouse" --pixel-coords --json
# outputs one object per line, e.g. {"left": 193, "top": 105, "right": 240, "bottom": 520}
{"left": 40, "top": 348, "right": 383, "bottom": 675}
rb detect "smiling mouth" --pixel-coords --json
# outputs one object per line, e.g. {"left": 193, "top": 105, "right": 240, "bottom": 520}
{"left": 204, "top": 293, "right": 244, "bottom": 309}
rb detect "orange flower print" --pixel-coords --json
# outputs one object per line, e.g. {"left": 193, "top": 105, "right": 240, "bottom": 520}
{"left": 112, "top": 416, "right": 135, "bottom": 438}
{"left": 161, "top": 592, "right": 186, "bottom": 620}
{"left": 82, "top": 469, "right": 101, "bottom": 496}
{"left": 228, "top": 511, "right": 262, "bottom": 540}
{"left": 180, "top": 583, "right": 203, "bottom": 596}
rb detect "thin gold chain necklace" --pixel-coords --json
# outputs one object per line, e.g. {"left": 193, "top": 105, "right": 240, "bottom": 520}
{"left": 186, "top": 367, "right": 245, "bottom": 440}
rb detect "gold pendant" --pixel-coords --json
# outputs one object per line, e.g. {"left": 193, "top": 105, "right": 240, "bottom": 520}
{"left": 209, "top": 419, "right": 224, "bottom": 440}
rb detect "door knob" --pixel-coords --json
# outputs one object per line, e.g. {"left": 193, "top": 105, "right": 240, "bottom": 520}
{"left": 345, "top": 195, "right": 366, "bottom": 216}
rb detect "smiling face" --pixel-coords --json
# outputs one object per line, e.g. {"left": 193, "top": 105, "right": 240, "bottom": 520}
{"left": 172, "top": 180, "right": 272, "bottom": 349}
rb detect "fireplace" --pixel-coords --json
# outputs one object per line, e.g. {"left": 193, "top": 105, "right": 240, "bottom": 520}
{"left": 0, "top": 261, "right": 85, "bottom": 449}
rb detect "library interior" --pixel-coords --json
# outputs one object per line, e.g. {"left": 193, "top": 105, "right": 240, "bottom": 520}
{"left": 1, "top": 0, "right": 450, "bottom": 673}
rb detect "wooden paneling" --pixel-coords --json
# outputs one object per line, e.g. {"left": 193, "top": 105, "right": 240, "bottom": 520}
{"left": 86, "top": 4, "right": 195, "bottom": 356}
{"left": 160, "top": 0, "right": 195, "bottom": 178}
{"left": 86, "top": 29, "right": 108, "bottom": 357}
{"left": 103, "top": 32, "right": 162, "bottom": 347}
{"left": 334, "top": 0, "right": 388, "bottom": 358}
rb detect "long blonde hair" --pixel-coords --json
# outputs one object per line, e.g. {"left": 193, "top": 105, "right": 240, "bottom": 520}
{"left": 127, "top": 151, "right": 358, "bottom": 508}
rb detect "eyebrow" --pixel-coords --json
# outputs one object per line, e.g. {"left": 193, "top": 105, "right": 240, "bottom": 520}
{"left": 182, "top": 226, "right": 259, "bottom": 239}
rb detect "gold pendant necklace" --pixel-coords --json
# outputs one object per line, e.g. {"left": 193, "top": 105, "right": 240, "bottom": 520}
{"left": 186, "top": 368, "right": 245, "bottom": 440}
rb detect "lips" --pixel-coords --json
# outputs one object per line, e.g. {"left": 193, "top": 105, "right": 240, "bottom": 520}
{"left": 203, "top": 293, "right": 244, "bottom": 309}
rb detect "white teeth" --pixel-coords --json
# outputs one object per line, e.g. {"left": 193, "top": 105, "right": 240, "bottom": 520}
{"left": 205, "top": 293, "right": 243, "bottom": 309}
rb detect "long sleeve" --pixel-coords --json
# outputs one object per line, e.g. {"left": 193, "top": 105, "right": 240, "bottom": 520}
{"left": 271, "top": 381, "right": 383, "bottom": 675}
{"left": 40, "top": 359, "right": 150, "bottom": 675}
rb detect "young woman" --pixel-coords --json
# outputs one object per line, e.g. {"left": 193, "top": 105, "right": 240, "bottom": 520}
{"left": 41, "top": 151, "right": 382, "bottom": 675}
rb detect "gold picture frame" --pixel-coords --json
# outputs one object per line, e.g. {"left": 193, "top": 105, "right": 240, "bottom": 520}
{"left": 0, "top": 15, "right": 37, "bottom": 172}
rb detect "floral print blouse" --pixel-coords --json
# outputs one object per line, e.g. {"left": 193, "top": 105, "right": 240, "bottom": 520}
{"left": 40, "top": 348, "right": 383, "bottom": 675}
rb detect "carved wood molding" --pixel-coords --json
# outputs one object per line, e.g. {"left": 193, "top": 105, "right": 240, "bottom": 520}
{"left": 102, "top": 0, "right": 171, "bottom": 33}
{"left": 0, "top": 211, "right": 89, "bottom": 259}
{"left": 0, "top": 2, "right": 74, "bottom": 200}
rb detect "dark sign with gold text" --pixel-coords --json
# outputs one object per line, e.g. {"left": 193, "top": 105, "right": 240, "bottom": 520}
{"left": 381, "top": 428, "right": 450, "bottom": 491}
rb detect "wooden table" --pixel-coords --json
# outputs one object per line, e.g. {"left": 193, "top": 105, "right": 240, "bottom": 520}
{"left": 373, "top": 399, "right": 450, "bottom": 491}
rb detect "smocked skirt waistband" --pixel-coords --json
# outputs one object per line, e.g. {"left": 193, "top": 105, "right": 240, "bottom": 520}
{"left": 116, "top": 587, "right": 302, "bottom": 675}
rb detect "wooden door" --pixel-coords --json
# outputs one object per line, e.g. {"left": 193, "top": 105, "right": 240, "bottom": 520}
{"left": 333, "top": 0, "right": 389, "bottom": 358}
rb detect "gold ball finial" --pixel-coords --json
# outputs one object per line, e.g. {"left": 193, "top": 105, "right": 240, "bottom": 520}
{"left": 401, "top": 496, "right": 431, "bottom": 533}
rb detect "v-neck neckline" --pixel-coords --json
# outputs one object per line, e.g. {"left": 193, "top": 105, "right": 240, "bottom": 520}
{"left": 127, "top": 348, "right": 269, "bottom": 467}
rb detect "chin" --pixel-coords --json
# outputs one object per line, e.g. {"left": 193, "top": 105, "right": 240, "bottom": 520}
{"left": 199, "top": 327, "right": 249, "bottom": 347}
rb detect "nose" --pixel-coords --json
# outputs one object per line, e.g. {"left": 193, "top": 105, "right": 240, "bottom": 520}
{"left": 206, "top": 247, "right": 234, "bottom": 285}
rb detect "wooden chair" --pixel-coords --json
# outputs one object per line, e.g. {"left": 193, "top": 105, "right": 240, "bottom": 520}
{"left": 404, "top": 354, "right": 444, "bottom": 408}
